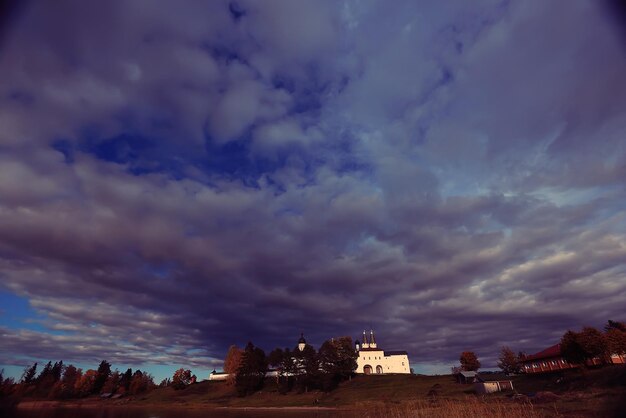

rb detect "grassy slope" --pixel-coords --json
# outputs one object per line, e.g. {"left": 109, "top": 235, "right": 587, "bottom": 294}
{"left": 134, "top": 374, "right": 469, "bottom": 408}
{"left": 133, "top": 365, "right": 625, "bottom": 410}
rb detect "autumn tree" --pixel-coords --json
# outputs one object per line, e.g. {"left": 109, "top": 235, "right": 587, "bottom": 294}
{"left": 459, "top": 351, "right": 481, "bottom": 371}
{"left": 129, "top": 370, "right": 155, "bottom": 395}
{"left": 606, "top": 328, "right": 626, "bottom": 357}
{"left": 171, "top": 368, "right": 193, "bottom": 390}
{"left": 223, "top": 345, "right": 243, "bottom": 385}
{"left": 62, "top": 365, "right": 82, "bottom": 398}
{"left": 497, "top": 346, "right": 521, "bottom": 375}
{"left": 75, "top": 369, "right": 98, "bottom": 397}
{"left": 102, "top": 370, "right": 121, "bottom": 394}
{"left": 235, "top": 342, "right": 267, "bottom": 396}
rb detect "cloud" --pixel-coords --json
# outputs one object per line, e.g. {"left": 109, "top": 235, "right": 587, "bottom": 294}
{"left": 0, "top": 0, "right": 625, "bottom": 375}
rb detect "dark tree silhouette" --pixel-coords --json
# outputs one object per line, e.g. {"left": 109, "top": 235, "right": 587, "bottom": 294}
{"left": 605, "top": 320, "right": 626, "bottom": 332}
{"left": 578, "top": 327, "right": 609, "bottom": 363}
{"left": 317, "top": 337, "right": 357, "bottom": 391}
{"left": 560, "top": 330, "right": 587, "bottom": 366}
{"left": 92, "top": 360, "right": 111, "bottom": 394}
{"left": 294, "top": 344, "right": 318, "bottom": 393}
{"left": 235, "top": 342, "right": 267, "bottom": 396}
{"left": 20, "top": 362, "right": 37, "bottom": 385}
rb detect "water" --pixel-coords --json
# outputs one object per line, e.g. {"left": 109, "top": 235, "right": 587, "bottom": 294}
{"left": 5, "top": 407, "right": 343, "bottom": 418}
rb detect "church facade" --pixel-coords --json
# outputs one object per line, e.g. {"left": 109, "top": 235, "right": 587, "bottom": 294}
{"left": 355, "top": 330, "right": 410, "bottom": 374}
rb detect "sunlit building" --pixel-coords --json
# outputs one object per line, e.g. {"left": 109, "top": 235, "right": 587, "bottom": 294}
{"left": 355, "top": 330, "right": 410, "bottom": 375}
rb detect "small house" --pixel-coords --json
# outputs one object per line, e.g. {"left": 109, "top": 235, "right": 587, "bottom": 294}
{"left": 208, "top": 370, "right": 230, "bottom": 381}
{"left": 455, "top": 371, "right": 477, "bottom": 384}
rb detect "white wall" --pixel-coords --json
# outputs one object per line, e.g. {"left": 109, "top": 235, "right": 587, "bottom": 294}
{"left": 356, "top": 350, "right": 410, "bottom": 374}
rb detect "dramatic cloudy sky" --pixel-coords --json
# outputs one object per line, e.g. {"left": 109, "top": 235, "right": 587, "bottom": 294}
{"left": 1, "top": 0, "right": 626, "bottom": 380}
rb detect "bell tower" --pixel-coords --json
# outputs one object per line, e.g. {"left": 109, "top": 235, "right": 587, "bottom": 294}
{"left": 298, "top": 333, "right": 306, "bottom": 352}
{"left": 361, "top": 330, "right": 370, "bottom": 349}
{"left": 369, "top": 330, "right": 377, "bottom": 349}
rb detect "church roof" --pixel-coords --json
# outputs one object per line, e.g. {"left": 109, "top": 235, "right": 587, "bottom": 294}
{"left": 298, "top": 333, "right": 306, "bottom": 344}
{"left": 384, "top": 350, "right": 408, "bottom": 356}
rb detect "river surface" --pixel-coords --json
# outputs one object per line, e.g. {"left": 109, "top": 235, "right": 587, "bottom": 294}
{"left": 6, "top": 407, "right": 346, "bottom": 418}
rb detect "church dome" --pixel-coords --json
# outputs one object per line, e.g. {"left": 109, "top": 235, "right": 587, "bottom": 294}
{"left": 298, "top": 333, "right": 306, "bottom": 344}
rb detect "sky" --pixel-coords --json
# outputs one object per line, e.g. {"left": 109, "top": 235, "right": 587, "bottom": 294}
{"left": 1, "top": 0, "right": 626, "bottom": 382}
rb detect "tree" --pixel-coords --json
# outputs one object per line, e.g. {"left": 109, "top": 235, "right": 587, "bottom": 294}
{"left": 293, "top": 344, "right": 317, "bottom": 393}
{"left": 268, "top": 348, "right": 285, "bottom": 369}
{"left": 92, "top": 360, "right": 111, "bottom": 394}
{"left": 35, "top": 361, "right": 53, "bottom": 386}
{"left": 102, "top": 370, "right": 121, "bottom": 394}
{"left": 75, "top": 369, "right": 98, "bottom": 397}
{"left": 606, "top": 328, "right": 626, "bottom": 358}
{"left": 61, "top": 365, "right": 82, "bottom": 398}
{"left": 20, "top": 362, "right": 37, "bottom": 385}
{"left": 560, "top": 330, "right": 587, "bottom": 366}
{"left": 120, "top": 368, "right": 133, "bottom": 392}
{"left": 497, "top": 346, "right": 521, "bottom": 375}
{"left": 268, "top": 347, "right": 289, "bottom": 391}
{"left": 223, "top": 345, "right": 243, "bottom": 385}
{"left": 604, "top": 320, "right": 626, "bottom": 332}
{"left": 317, "top": 337, "right": 358, "bottom": 391}
{"left": 459, "top": 351, "right": 481, "bottom": 371}
{"left": 171, "top": 368, "right": 193, "bottom": 390}
{"left": 129, "top": 370, "right": 155, "bottom": 395}
{"left": 51, "top": 361, "right": 64, "bottom": 382}
{"left": 577, "top": 327, "right": 609, "bottom": 363}
{"left": 235, "top": 342, "right": 267, "bottom": 396}
{"left": 0, "top": 369, "right": 16, "bottom": 399}
{"left": 34, "top": 361, "right": 62, "bottom": 397}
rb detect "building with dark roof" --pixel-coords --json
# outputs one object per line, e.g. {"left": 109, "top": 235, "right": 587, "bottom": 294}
{"left": 518, "top": 342, "right": 626, "bottom": 374}
{"left": 520, "top": 343, "right": 576, "bottom": 374}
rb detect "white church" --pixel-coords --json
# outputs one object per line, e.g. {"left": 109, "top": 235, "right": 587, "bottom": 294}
{"left": 355, "top": 330, "right": 410, "bottom": 375}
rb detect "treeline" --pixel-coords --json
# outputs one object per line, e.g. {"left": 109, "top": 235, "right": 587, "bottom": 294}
{"left": 0, "top": 360, "right": 155, "bottom": 401}
{"left": 224, "top": 336, "right": 358, "bottom": 396}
